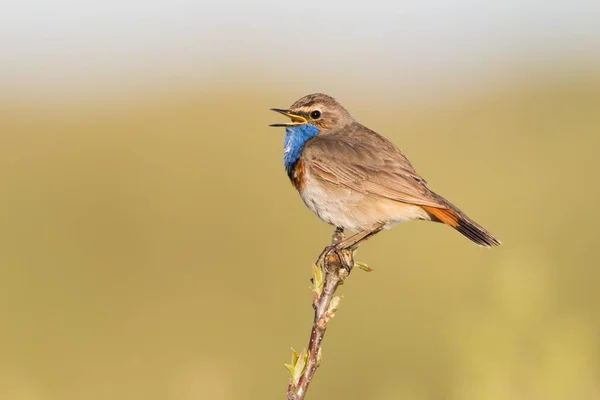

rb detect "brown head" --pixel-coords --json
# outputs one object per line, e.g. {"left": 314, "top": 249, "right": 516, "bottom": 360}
{"left": 270, "top": 93, "right": 354, "bottom": 133}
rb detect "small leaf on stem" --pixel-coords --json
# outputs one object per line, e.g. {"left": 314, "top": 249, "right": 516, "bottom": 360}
{"left": 284, "top": 348, "right": 309, "bottom": 385}
{"left": 284, "top": 348, "right": 300, "bottom": 376}
{"left": 311, "top": 263, "right": 324, "bottom": 298}
{"left": 355, "top": 261, "right": 374, "bottom": 272}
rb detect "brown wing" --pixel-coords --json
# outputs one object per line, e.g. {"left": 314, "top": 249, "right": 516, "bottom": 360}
{"left": 302, "top": 123, "right": 445, "bottom": 208}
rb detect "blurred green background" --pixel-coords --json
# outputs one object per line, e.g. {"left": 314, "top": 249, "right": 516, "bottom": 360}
{"left": 1, "top": 2, "right": 600, "bottom": 400}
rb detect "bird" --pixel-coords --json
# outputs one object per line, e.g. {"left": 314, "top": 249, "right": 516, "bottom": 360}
{"left": 270, "top": 93, "right": 500, "bottom": 262}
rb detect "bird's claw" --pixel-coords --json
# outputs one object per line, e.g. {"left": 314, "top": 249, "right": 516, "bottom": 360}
{"left": 316, "top": 244, "right": 354, "bottom": 272}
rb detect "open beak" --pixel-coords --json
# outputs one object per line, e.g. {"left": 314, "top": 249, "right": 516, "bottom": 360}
{"left": 269, "top": 108, "right": 307, "bottom": 127}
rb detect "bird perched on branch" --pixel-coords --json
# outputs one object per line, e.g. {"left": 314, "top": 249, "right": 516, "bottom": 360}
{"left": 270, "top": 93, "right": 500, "bottom": 263}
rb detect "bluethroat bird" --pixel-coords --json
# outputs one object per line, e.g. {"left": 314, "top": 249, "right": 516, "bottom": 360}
{"left": 270, "top": 93, "right": 501, "bottom": 264}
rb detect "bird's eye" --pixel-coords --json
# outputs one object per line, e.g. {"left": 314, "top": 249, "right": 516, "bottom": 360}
{"left": 310, "top": 110, "right": 321, "bottom": 119}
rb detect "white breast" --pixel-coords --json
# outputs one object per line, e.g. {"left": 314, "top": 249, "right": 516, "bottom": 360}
{"left": 299, "top": 169, "right": 429, "bottom": 231}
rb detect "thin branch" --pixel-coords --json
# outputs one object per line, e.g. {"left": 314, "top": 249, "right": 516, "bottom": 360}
{"left": 286, "top": 229, "right": 355, "bottom": 400}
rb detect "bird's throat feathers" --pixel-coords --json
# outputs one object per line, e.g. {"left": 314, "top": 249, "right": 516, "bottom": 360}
{"left": 283, "top": 124, "right": 319, "bottom": 177}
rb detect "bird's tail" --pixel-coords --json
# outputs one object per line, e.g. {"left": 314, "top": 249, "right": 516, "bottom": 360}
{"left": 421, "top": 203, "right": 501, "bottom": 248}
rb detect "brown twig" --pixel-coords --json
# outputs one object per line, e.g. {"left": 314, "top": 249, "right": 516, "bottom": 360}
{"left": 286, "top": 229, "right": 354, "bottom": 400}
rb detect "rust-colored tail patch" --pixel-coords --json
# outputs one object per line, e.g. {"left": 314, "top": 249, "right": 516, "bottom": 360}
{"left": 422, "top": 205, "right": 501, "bottom": 248}
{"left": 422, "top": 205, "right": 459, "bottom": 228}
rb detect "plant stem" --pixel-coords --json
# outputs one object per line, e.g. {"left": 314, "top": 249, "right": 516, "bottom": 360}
{"left": 286, "top": 229, "right": 353, "bottom": 400}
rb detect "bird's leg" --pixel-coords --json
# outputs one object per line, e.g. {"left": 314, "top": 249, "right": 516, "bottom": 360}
{"left": 332, "top": 223, "right": 386, "bottom": 269}
{"left": 317, "top": 224, "right": 385, "bottom": 271}
{"left": 338, "top": 223, "right": 385, "bottom": 251}
{"left": 343, "top": 225, "right": 385, "bottom": 270}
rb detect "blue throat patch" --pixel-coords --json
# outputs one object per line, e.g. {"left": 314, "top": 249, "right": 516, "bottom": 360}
{"left": 283, "top": 123, "right": 320, "bottom": 176}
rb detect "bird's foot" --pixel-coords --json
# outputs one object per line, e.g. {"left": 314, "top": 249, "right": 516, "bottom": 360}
{"left": 316, "top": 243, "right": 354, "bottom": 272}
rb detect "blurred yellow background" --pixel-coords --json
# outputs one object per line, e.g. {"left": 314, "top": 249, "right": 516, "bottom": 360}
{"left": 1, "top": 2, "right": 600, "bottom": 400}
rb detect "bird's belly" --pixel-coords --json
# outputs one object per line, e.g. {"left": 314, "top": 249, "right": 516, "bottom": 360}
{"left": 300, "top": 171, "right": 428, "bottom": 231}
